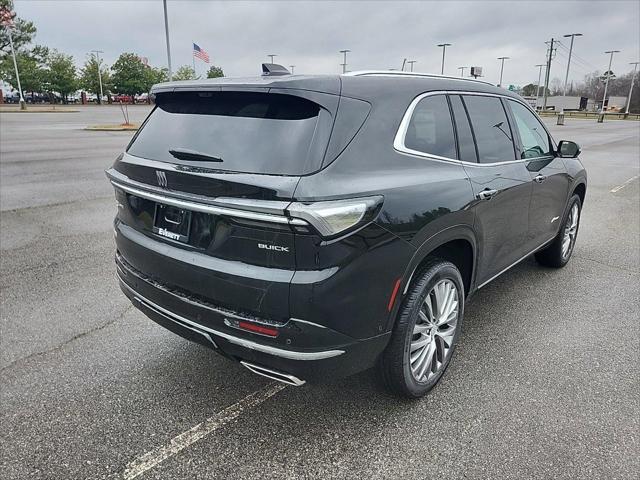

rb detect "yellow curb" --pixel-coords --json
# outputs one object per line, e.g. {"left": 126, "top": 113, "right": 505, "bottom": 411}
{"left": 84, "top": 124, "right": 139, "bottom": 131}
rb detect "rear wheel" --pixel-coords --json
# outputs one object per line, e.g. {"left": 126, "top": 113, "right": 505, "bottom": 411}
{"left": 380, "top": 259, "right": 464, "bottom": 398}
{"left": 535, "top": 194, "right": 581, "bottom": 268}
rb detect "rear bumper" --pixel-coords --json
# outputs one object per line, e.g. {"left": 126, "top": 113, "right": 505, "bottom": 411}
{"left": 116, "top": 255, "right": 390, "bottom": 384}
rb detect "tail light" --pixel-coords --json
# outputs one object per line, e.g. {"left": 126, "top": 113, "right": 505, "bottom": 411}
{"left": 286, "top": 196, "right": 383, "bottom": 239}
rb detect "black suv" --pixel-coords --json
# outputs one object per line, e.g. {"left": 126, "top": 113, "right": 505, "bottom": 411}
{"left": 107, "top": 67, "right": 586, "bottom": 398}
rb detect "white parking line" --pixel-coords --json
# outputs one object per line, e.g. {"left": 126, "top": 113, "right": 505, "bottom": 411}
{"left": 123, "top": 383, "right": 286, "bottom": 479}
{"left": 611, "top": 175, "right": 640, "bottom": 193}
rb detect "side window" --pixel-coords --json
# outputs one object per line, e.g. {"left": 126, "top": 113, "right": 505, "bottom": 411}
{"left": 449, "top": 95, "right": 478, "bottom": 163}
{"left": 404, "top": 95, "right": 457, "bottom": 159}
{"left": 508, "top": 100, "right": 552, "bottom": 159}
{"left": 462, "top": 95, "right": 516, "bottom": 163}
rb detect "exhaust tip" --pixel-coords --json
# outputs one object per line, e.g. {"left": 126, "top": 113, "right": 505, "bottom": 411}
{"left": 240, "top": 361, "right": 306, "bottom": 387}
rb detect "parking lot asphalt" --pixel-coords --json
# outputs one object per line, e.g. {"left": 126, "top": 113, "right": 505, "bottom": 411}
{"left": 1, "top": 106, "right": 638, "bottom": 479}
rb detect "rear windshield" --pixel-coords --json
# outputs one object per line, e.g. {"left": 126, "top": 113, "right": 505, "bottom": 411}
{"left": 127, "top": 91, "right": 329, "bottom": 175}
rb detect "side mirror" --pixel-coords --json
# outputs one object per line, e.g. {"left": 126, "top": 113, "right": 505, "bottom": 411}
{"left": 557, "top": 140, "right": 581, "bottom": 158}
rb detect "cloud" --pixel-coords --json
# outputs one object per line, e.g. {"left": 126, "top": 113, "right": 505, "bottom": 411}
{"left": 14, "top": 0, "right": 640, "bottom": 86}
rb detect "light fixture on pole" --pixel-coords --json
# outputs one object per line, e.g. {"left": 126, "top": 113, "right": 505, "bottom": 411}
{"left": 458, "top": 66, "right": 466, "bottom": 77}
{"left": 437, "top": 43, "right": 451, "bottom": 75}
{"left": 90, "top": 50, "right": 104, "bottom": 103}
{"left": 407, "top": 60, "right": 416, "bottom": 72}
{"left": 339, "top": 50, "right": 350, "bottom": 73}
{"left": 497, "top": 56, "right": 510, "bottom": 87}
{"left": 162, "top": 0, "right": 172, "bottom": 81}
{"left": 289, "top": 65, "right": 295, "bottom": 74}
{"left": 267, "top": 54, "right": 277, "bottom": 64}
{"left": 625, "top": 62, "right": 639, "bottom": 115}
{"left": 562, "top": 33, "right": 582, "bottom": 97}
{"left": 601, "top": 50, "right": 620, "bottom": 112}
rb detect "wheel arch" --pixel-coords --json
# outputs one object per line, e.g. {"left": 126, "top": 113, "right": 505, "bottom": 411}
{"left": 385, "top": 225, "right": 478, "bottom": 331}
{"left": 572, "top": 181, "right": 586, "bottom": 205}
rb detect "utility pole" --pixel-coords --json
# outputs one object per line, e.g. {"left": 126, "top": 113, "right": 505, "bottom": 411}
{"left": 289, "top": 65, "right": 295, "bottom": 74}
{"left": 267, "top": 54, "right": 277, "bottom": 64}
{"left": 339, "top": 49, "right": 350, "bottom": 73}
{"left": 543, "top": 38, "right": 555, "bottom": 111}
{"left": 497, "top": 56, "right": 509, "bottom": 87}
{"left": 1, "top": 7, "right": 25, "bottom": 110}
{"left": 562, "top": 33, "right": 582, "bottom": 97}
{"left": 162, "top": 0, "right": 172, "bottom": 81}
{"left": 91, "top": 50, "right": 104, "bottom": 103}
{"left": 535, "top": 64, "right": 546, "bottom": 109}
{"left": 601, "top": 50, "right": 620, "bottom": 112}
{"left": 626, "top": 62, "right": 639, "bottom": 114}
{"left": 437, "top": 43, "right": 451, "bottom": 75}
{"left": 407, "top": 60, "right": 416, "bottom": 72}
{"left": 458, "top": 66, "right": 466, "bottom": 77}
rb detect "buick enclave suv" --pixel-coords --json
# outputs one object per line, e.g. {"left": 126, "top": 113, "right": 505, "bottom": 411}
{"left": 107, "top": 66, "right": 586, "bottom": 398}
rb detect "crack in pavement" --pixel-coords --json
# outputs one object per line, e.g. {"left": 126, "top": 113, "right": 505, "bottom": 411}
{"left": 0, "top": 304, "right": 134, "bottom": 373}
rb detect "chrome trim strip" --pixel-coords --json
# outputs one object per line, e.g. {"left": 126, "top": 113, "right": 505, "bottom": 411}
{"left": 476, "top": 236, "right": 556, "bottom": 289}
{"left": 240, "top": 361, "right": 306, "bottom": 386}
{"left": 118, "top": 277, "right": 345, "bottom": 360}
{"left": 393, "top": 90, "right": 554, "bottom": 167}
{"left": 110, "top": 178, "right": 307, "bottom": 226}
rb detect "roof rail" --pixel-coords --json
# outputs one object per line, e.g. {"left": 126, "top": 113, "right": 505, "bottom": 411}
{"left": 343, "top": 70, "right": 494, "bottom": 86}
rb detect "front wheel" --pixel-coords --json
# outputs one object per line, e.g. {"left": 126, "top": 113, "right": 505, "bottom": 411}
{"left": 379, "top": 259, "right": 464, "bottom": 398}
{"left": 535, "top": 194, "right": 582, "bottom": 268}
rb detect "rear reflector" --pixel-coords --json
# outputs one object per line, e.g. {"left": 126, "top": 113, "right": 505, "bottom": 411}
{"left": 387, "top": 278, "right": 402, "bottom": 312}
{"left": 238, "top": 321, "right": 279, "bottom": 337}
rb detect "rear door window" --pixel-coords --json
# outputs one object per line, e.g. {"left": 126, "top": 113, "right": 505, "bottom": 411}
{"left": 404, "top": 94, "right": 457, "bottom": 159}
{"left": 127, "top": 91, "right": 331, "bottom": 175}
{"left": 462, "top": 95, "right": 516, "bottom": 163}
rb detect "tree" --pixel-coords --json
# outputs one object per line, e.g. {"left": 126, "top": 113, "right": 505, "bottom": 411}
{"left": 521, "top": 83, "right": 549, "bottom": 97}
{"left": 206, "top": 65, "right": 224, "bottom": 78}
{"left": 45, "top": 50, "right": 77, "bottom": 102}
{"left": 111, "top": 52, "right": 148, "bottom": 95}
{"left": 0, "top": 1, "right": 36, "bottom": 58}
{"left": 173, "top": 65, "right": 198, "bottom": 81}
{"left": 0, "top": 45, "right": 47, "bottom": 98}
{"left": 79, "top": 53, "right": 111, "bottom": 103}
{"left": 143, "top": 66, "right": 168, "bottom": 90}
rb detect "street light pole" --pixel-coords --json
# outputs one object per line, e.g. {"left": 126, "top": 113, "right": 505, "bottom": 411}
{"left": 625, "top": 62, "right": 639, "bottom": 115}
{"left": 437, "top": 43, "right": 451, "bottom": 75}
{"left": 562, "top": 33, "right": 582, "bottom": 97}
{"left": 162, "top": 0, "right": 172, "bottom": 81}
{"left": 457, "top": 66, "right": 466, "bottom": 77}
{"left": 339, "top": 50, "right": 350, "bottom": 73}
{"left": 535, "top": 64, "right": 545, "bottom": 109}
{"left": 289, "top": 65, "right": 295, "bottom": 74}
{"left": 601, "top": 50, "right": 620, "bottom": 112}
{"left": 407, "top": 60, "right": 416, "bottom": 72}
{"left": 268, "top": 54, "right": 277, "bottom": 64}
{"left": 497, "top": 56, "right": 509, "bottom": 87}
{"left": 6, "top": 24, "right": 25, "bottom": 109}
{"left": 91, "top": 50, "right": 104, "bottom": 103}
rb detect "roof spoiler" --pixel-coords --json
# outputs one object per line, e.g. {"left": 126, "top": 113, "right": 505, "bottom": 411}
{"left": 262, "top": 63, "right": 291, "bottom": 76}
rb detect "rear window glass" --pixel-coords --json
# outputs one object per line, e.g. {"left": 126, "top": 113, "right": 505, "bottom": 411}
{"left": 127, "top": 92, "right": 329, "bottom": 175}
{"left": 462, "top": 95, "right": 516, "bottom": 163}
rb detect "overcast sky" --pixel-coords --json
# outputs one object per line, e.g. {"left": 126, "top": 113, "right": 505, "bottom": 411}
{"left": 13, "top": 0, "right": 640, "bottom": 86}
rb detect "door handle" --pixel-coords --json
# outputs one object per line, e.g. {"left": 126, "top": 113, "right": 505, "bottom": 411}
{"left": 534, "top": 174, "right": 547, "bottom": 183}
{"left": 477, "top": 188, "right": 498, "bottom": 200}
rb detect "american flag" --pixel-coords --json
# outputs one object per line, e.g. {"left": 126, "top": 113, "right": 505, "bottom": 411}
{"left": 193, "top": 43, "right": 210, "bottom": 63}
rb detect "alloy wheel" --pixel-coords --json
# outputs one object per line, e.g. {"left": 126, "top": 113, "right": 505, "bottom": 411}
{"left": 409, "top": 279, "right": 459, "bottom": 382}
{"left": 562, "top": 203, "right": 579, "bottom": 259}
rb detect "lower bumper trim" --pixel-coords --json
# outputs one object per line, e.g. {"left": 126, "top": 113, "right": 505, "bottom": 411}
{"left": 240, "top": 361, "right": 306, "bottom": 386}
{"left": 119, "top": 276, "right": 345, "bottom": 361}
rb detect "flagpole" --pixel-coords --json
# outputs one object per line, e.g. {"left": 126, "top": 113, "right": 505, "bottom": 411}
{"left": 192, "top": 41, "right": 196, "bottom": 78}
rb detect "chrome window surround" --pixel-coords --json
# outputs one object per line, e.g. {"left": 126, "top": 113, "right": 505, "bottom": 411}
{"left": 393, "top": 90, "right": 556, "bottom": 167}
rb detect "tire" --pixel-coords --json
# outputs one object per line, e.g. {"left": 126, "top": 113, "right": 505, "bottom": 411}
{"left": 379, "top": 259, "right": 465, "bottom": 398}
{"left": 535, "top": 194, "right": 582, "bottom": 268}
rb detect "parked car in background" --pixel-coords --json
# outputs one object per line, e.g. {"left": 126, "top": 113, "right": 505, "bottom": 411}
{"left": 135, "top": 93, "right": 150, "bottom": 104}
{"left": 107, "top": 68, "right": 587, "bottom": 398}
{"left": 113, "top": 93, "right": 133, "bottom": 104}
